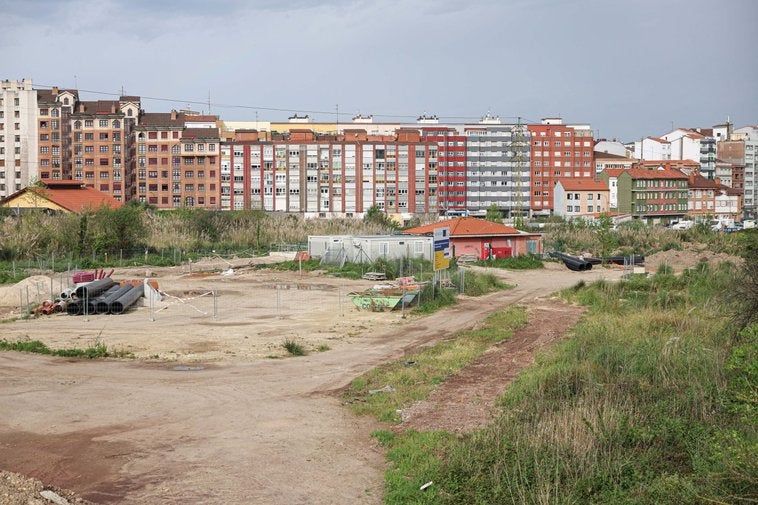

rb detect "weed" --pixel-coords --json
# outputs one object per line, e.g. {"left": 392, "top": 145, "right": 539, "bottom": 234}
{"left": 317, "top": 344, "right": 331, "bottom": 352}
{"left": 473, "top": 254, "right": 544, "bottom": 270}
{"left": 282, "top": 339, "right": 306, "bottom": 356}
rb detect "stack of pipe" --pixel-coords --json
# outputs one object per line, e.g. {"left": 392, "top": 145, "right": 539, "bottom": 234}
{"left": 556, "top": 252, "right": 593, "bottom": 271}
{"left": 109, "top": 284, "right": 144, "bottom": 314}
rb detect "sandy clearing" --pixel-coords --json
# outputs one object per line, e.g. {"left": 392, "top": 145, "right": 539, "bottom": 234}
{"left": 0, "top": 263, "right": 622, "bottom": 504}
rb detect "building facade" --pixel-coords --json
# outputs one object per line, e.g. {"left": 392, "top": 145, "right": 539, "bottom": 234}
{"left": 602, "top": 167, "right": 688, "bottom": 223}
{"left": 0, "top": 79, "right": 38, "bottom": 198}
{"left": 220, "top": 128, "right": 438, "bottom": 219}
{"left": 528, "top": 118, "right": 594, "bottom": 215}
{"left": 553, "top": 179, "right": 610, "bottom": 219}
{"left": 134, "top": 112, "right": 220, "bottom": 208}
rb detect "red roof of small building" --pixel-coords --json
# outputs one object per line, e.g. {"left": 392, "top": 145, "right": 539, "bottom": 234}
{"left": 404, "top": 217, "right": 536, "bottom": 237}
{"left": 557, "top": 179, "right": 609, "bottom": 191}
{"left": 22, "top": 181, "right": 122, "bottom": 212}
{"left": 625, "top": 168, "right": 688, "bottom": 180}
{"left": 602, "top": 168, "right": 625, "bottom": 177}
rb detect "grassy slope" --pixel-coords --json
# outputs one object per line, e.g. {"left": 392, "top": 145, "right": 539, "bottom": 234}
{"left": 361, "top": 260, "right": 756, "bottom": 504}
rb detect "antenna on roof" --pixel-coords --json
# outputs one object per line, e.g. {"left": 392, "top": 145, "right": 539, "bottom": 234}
{"left": 208, "top": 89, "right": 211, "bottom": 114}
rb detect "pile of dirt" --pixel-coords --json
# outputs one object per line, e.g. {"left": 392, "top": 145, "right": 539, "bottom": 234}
{"left": 645, "top": 245, "right": 743, "bottom": 273}
{"left": 0, "top": 470, "right": 97, "bottom": 505}
{"left": 0, "top": 275, "right": 55, "bottom": 308}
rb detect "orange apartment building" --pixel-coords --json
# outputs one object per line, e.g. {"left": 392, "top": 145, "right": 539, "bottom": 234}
{"left": 528, "top": 118, "right": 594, "bottom": 215}
{"left": 133, "top": 111, "right": 220, "bottom": 208}
{"left": 69, "top": 97, "right": 140, "bottom": 202}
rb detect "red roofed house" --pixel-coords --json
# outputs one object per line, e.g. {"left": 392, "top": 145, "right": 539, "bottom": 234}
{"left": 0, "top": 180, "right": 123, "bottom": 214}
{"left": 553, "top": 179, "right": 610, "bottom": 219}
{"left": 404, "top": 217, "right": 542, "bottom": 260}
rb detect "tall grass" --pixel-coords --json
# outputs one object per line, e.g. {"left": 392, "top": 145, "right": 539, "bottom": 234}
{"left": 375, "top": 260, "right": 757, "bottom": 504}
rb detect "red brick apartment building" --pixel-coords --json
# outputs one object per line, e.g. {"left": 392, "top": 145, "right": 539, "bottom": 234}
{"left": 421, "top": 127, "right": 465, "bottom": 213}
{"left": 528, "top": 118, "right": 594, "bottom": 215}
{"left": 133, "top": 111, "right": 220, "bottom": 208}
{"left": 219, "top": 128, "right": 438, "bottom": 217}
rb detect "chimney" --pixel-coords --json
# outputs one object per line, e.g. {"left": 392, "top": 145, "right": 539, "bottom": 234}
{"left": 78, "top": 103, "right": 85, "bottom": 113}
{"left": 51, "top": 86, "right": 59, "bottom": 94}
{"left": 111, "top": 102, "right": 117, "bottom": 114}
{"left": 171, "top": 110, "right": 177, "bottom": 120}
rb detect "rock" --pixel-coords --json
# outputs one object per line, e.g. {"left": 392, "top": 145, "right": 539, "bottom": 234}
{"left": 40, "top": 489, "right": 70, "bottom": 505}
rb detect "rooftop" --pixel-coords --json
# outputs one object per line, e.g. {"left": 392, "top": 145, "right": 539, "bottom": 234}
{"left": 404, "top": 217, "right": 535, "bottom": 237}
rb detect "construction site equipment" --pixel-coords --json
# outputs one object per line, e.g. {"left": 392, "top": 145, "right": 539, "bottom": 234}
{"left": 95, "top": 284, "right": 133, "bottom": 313}
{"left": 109, "top": 284, "right": 143, "bottom": 314}
{"left": 74, "top": 278, "right": 115, "bottom": 299}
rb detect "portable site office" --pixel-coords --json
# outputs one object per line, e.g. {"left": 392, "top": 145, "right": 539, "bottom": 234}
{"left": 307, "top": 235, "right": 434, "bottom": 266}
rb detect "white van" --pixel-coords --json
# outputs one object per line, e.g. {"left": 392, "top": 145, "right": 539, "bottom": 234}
{"left": 671, "top": 220, "right": 694, "bottom": 230}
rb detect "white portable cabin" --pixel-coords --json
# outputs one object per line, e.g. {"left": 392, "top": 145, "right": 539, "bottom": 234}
{"left": 308, "top": 235, "right": 433, "bottom": 265}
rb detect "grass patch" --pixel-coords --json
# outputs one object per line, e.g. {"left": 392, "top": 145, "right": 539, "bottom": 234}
{"left": 345, "top": 305, "right": 528, "bottom": 423}
{"left": 317, "top": 344, "right": 331, "bottom": 352}
{"left": 373, "top": 260, "right": 757, "bottom": 504}
{"left": 0, "top": 337, "right": 133, "bottom": 359}
{"left": 473, "top": 254, "right": 544, "bottom": 270}
{"left": 282, "top": 339, "right": 306, "bottom": 356}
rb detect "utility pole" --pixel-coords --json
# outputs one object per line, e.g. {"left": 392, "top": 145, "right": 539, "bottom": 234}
{"left": 511, "top": 117, "right": 527, "bottom": 223}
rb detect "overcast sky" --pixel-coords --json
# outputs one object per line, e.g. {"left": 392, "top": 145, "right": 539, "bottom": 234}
{"left": 1, "top": 0, "right": 756, "bottom": 141}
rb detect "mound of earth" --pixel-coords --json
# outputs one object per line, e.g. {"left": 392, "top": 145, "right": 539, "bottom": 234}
{"left": 645, "top": 245, "right": 742, "bottom": 273}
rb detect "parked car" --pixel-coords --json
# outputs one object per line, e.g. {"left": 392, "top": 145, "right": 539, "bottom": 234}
{"left": 671, "top": 220, "right": 694, "bottom": 230}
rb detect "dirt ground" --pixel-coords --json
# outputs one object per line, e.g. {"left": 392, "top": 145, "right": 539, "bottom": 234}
{"left": 398, "top": 298, "right": 586, "bottom": 433}
{"left": 645, "top": 244, "right": 743, "bottom": 273}
{"left": 0, "top": 260, "right": 622, "bottom": 504}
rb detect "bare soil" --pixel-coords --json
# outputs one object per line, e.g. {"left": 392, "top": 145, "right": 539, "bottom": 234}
{"left": 0, "top": 260, "right": 622, "bottom": 504}
{"left": 645, "top": 244, "right": 743, "bottom": 273}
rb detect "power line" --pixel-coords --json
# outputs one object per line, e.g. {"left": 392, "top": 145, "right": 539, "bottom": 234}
{"left": 31, "top": 83, "right": 533, "bottom": 123}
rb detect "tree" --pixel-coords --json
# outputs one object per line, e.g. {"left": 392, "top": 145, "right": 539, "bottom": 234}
{"left": 485, "top": 204, "right": 502, "bottom": 223}
{"left": 363, "top": 205, "right": 399, "bottom": 230}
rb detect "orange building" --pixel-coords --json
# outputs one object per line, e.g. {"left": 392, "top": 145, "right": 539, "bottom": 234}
{"left": 134, "top": 111, "right": 220, "bottom": 208}
{"left": 687, "top": 174, "right": 741, "bottom": 221}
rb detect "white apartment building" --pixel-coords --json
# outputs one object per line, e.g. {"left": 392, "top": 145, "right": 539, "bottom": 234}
{"left": 733, "top": 126, "right": 758, "bottom": 217}
{"left": 0, "top": 79, "right": 38, "bottom": 198}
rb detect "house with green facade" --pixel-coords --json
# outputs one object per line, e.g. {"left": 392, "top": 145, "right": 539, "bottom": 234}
{"left": 600, "top": 167, "right": 688, "bottom": 224}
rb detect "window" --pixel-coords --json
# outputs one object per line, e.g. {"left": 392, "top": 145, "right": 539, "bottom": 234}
{"left": 85, "top": 120, "right": 93, "bottom": 127}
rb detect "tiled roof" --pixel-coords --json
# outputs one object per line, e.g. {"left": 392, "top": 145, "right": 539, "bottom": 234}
{"left": 625, "top": 168, "right": 688, "bottom": 180}
{"left": 182, "top": 127, "right": 220, "bottom": 139}
{"left": 32, "top": 182, "right": 122, "bottom": 212}
{"left": 688, "top": 175, "right": 721, "bottom": 189}
{"left": 74, "top": 100, "right": 120, "bottom": 115}
{"left": 647, "top": 137, "right": 670, "bottom": 143}
{"left": 404, "top": 217, "right": 533, "bottom": 237}
{"left": 602, "top": 169, "right": 625, "bottom": 177}
{"left": 138, "top": 112, "right": 184, "bottom": 127}
{"left": 594, "top": 152, "right": 629, "bottom": 160}
{"left": 557, "top": 179, "right": 609, "bottom": 191}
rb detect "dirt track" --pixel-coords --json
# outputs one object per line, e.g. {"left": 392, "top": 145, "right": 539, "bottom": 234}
{"left": 0, "top": 263, "right": 622, "bottom": 504}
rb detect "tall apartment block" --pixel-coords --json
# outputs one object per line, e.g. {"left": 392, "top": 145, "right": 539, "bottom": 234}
{"left": 462, "top": 118, "right": 531, "bottom": 217}
{"left": 528, "top": 118, "right": 594, "bottom": 215}
{"left": 0, "top": 79, "right": 38, "bottom": 198}
{"left": 133, "top": 112, "right": 220, "bottom": 208}
{"left": 421, "top": 127, "right": 466, "bottom": 213}
{"left": 36, "top": 86, "right": 78, "bottom": 181}
{"left": 69, "top": 97, "right": 140, "bottom": 202}
{"left": 219, "top": 128, "right": 438, "bottom": 218}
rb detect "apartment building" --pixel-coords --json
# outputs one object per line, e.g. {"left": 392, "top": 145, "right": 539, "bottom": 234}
{"left": 594, "top": 151, "right": 635, "bottom": 174}
{"left": 553, "top": 179, "right": 610, "bottom": 219}
{"left": 725, "top": 126, "right": 758, "bottom": 218}
{"left": 133, "top": 111, "right": 220, "bottom": 208}
{"left": 421, "top": 127, "right": 465, "bottom": 214}
{"left": 528, "top": 117, "right": 594, "bottom": 215}
{"left": 718, "top": 139, "right": 747, "bottom": 192}
{"left": 601, "top": 166, "right": 688, "bottom": 224}
{"left": 69, "top": 98, "right": 140, "bottom": 202}
{"left": 463, "top": 120, "right": 531, "bottom": 218}
{"left": 633, "top": 137, "right": 671, "bottom": 161}
{"left": 687, "top": 174, "right": 741, "bottom": 221}
{"left": 219, "top": 128, "right": 437, "bottom": 218}
{"left": 36, "top": 86, "right": 78, "bottom": 181}
{"left": 0, "top": 79, "right": 38, "bottom": 198}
